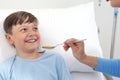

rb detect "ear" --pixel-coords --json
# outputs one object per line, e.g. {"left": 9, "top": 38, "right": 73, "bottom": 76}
{"left": 5, "top": 33, "right": 14, "bottom": 45}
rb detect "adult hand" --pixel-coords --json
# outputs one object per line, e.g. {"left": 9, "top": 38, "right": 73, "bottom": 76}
{"left": 63, "top": 38, "right": 86, "bottom": 61}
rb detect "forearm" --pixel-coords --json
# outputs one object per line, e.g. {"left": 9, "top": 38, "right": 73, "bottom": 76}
{"left": 95, "top": 57, "right": 120, "bottom": 77}
{"left": 79, "top": 55, "right": 98, "bottom": 69}
{"left": 80, "top": 55, "right": 120, "bottom": 77}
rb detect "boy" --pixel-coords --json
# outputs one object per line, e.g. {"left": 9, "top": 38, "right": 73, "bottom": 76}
{"left": 0, "top": 11, "right": 71, "bottom": 80}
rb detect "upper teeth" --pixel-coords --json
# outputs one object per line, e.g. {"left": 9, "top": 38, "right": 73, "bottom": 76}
{"left": 27, "top": 39, "right": 36, "bottom": 43}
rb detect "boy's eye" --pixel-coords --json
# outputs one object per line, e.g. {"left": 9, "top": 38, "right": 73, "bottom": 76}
{"left": 33, "top": 27, "right": 38, "bottom": 31}
{"left": 20, "top": 28, "right": 27, "bottom": 32}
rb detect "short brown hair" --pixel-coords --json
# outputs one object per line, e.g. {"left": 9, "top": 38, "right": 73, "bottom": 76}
{"left": 4, "top": 11, "right": 38, "bottom": 34}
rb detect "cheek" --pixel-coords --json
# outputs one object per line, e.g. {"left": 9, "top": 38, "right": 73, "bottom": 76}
{"left": 37, "top": 32, "right": 41, "bottom": 40}
{"left": 14, "top": 34, "right": 26, "bottom": 42}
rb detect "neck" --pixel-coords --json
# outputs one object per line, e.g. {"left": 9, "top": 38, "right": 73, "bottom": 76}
{"left": 16, "top": 50, "right": 42, "bottom": 59}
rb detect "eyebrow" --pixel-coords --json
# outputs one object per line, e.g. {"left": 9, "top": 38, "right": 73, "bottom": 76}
{"left": 17, "top": 25, "right": 27, "bottom": 30}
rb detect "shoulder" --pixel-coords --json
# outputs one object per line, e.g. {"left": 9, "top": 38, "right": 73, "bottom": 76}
{"left": 45, "top": 50, "right": 63, "bottom": 57}
{"left": 44, "top": 50, "right": 64, "bottom": 60}
{"left": 0, "top": 55, "right": 15, "bottom": 70}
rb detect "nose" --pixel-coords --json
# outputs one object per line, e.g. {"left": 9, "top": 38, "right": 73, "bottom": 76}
{"left": 27, "top": 29, "right": 36, "bottom": 37}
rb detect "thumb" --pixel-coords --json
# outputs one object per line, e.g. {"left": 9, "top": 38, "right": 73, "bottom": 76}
{"left": 68, "top": 42, "right": 78, "bottom": 51}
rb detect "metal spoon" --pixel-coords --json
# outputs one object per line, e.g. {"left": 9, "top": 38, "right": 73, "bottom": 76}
{"left": 42, "top": 39, "right": 86, "bottom": 49}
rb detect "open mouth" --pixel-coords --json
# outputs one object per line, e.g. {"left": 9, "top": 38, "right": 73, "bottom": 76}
{"left": 25, "top": 36, "right": 38, "bottom": 43}
{"left": 25, "top": 39, "right": 37, "bottom": 43}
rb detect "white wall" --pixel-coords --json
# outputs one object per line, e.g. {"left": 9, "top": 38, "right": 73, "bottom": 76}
{"left": 0, "top": 0, "right": 91, "bottom": 9}
{"left": 94, "top": 0, "right": 113, "bottom": 58}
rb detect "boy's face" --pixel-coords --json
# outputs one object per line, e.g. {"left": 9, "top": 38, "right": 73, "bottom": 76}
{"left": 6, "top": 22, "right": 40, "bottom": 53}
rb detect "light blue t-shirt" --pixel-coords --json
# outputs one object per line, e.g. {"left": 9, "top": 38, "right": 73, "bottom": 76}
{"left": 0, "top": 51, "right": 71, "bottom": 80}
